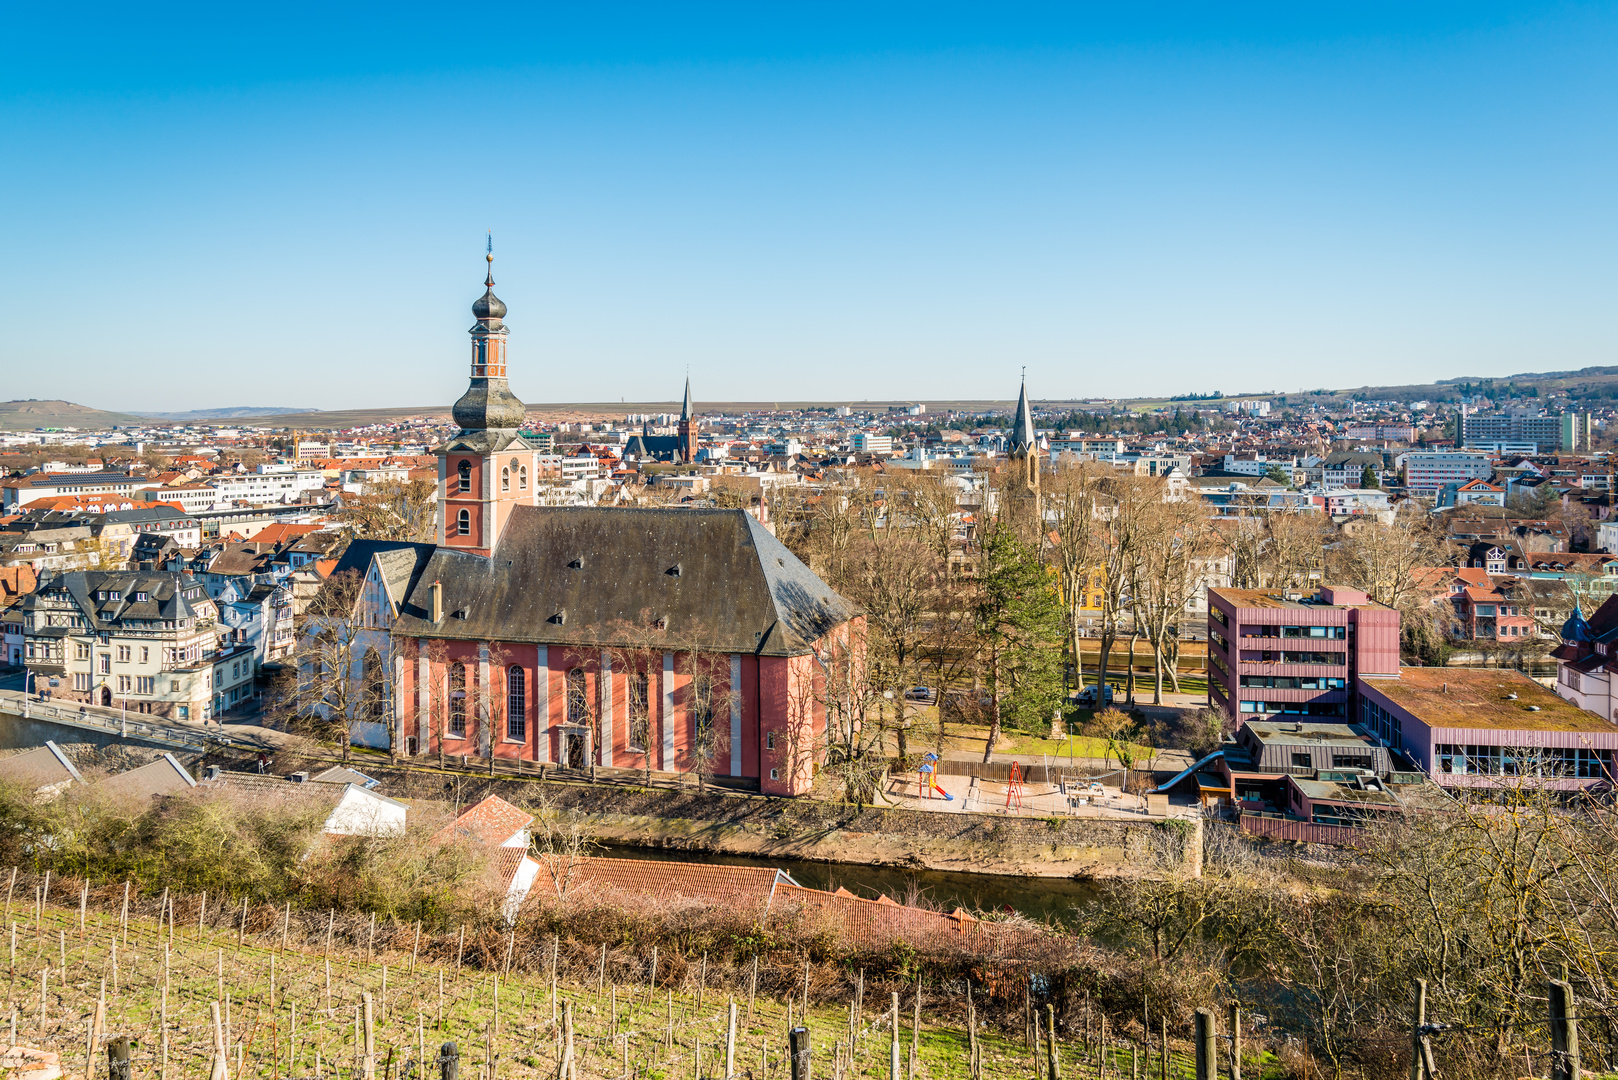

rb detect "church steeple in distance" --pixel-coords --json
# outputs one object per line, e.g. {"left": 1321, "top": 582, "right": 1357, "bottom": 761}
{"left": 452, "top": 236, "right": 526, "bottom": 434}
{"left": 1006, "top": 371, "right": 1041, "bottom": 526}
{"left": 677, "top": 375, "right": 698, "bottom": 463}
{"left": 1010, "top": 373, "right": 1037, "bottom": 455}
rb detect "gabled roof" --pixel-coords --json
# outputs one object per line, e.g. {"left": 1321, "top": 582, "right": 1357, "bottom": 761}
{"left": 308, "top": 765, "right": 381, "bottom": 789}
{"left": 433, "top": 794, "right": 533, "bottom": 847}
{"left": 555, "top": 856, "right": 795, "bottom": 905}
{"left": 95, "top": 753, "right": 195, "bottom": 803}
{"left": 391, "top": 507, "right": 858, "bottom": 657}
{"left": 0, "top": 742, "right": 82, "bottom": 792}
{"left": 329, "top": 541, "right": 437, "bottom": 612}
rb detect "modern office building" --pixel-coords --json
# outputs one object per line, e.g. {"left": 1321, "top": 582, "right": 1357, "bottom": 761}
{"left": 1207, "top": 585, "right": 1401, "bottom": 725}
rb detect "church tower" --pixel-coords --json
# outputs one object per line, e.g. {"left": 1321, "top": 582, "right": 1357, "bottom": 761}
{"left": 437, "top": 242, "right": 540, "bottom": 556}
{"left": 1006, "top": 376, "right": 1041, "bottom": 527}
{"left": 676, "top": 377, "right": 698, "bottom": 463}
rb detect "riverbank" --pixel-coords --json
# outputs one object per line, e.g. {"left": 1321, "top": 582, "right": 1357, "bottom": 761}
{"left": 298, "top": 755, "right": 1202, "bottom": 881}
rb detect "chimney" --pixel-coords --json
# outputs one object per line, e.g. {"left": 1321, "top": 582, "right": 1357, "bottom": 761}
{"left": 203, "top": 765, "right": 221, "bottom": 781}
{"left": 430, "top": 580, "right": 443, "bottom": 623}
{"left": 289, "top": 771, "right": 309, "bottom": 783}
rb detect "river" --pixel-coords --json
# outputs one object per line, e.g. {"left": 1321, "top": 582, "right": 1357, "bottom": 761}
{"left": 597, "top": 844, "right": 1101, "bottom": 927}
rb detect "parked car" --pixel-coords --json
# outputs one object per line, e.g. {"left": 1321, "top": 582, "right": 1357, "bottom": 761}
{"left": 904, "top": 686, "right": 938, "bottom": 703}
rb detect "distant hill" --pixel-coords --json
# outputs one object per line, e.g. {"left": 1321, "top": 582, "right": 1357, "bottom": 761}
{"left": 0, "top": 400, "right": 145, "bottom": 432}
{"left": 132, "top": 406, "right": 317, "bottom": 421}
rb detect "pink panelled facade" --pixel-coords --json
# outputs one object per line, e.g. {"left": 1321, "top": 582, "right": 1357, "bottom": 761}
{"left": 1209, "top": 584, "right": 1401, "bottom": 727}
{"left": 393, "top": 624, "right": 853, "bottom": 797}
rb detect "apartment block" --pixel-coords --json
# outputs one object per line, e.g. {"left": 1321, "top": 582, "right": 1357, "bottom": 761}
{"left": 1399, "top": 451, "right": 1492, "bottom": 492}
{"left": 1461, "top": 411, "right": 1589, "bottom": 453}
{"left": 1208, "top": 585, "right": 1401, "bottom": 725}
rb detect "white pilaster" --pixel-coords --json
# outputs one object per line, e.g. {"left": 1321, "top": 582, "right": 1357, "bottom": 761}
{"left": 729, "top": 654, "right": 743, "bottom": 778}
{"left": 477, "top": 642, "right": 491, "bottom": 756}
{"left": 599, "top": 650, "right": 613, "bottom": 768}
{"left": 393, "top": 653, "right": 407, "bottom": 757}
{"left": 662, "top": 651, "right": 675, "bottom": 772}
{"left": 417, "top": 640, "right": 430, "bottom": 753}
{"left": 534, "top": 645, "right": 549, "bottom": 763}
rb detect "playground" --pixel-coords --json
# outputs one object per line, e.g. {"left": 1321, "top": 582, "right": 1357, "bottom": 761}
{"left": 890, "top": 754, "right": 1156, "bottom": 819}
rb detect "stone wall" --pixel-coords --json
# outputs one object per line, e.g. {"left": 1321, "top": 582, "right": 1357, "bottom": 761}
{"left": 320, "top": 763, "right": 1200, "bottom": 880}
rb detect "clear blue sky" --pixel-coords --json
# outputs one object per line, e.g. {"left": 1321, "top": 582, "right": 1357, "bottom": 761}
{"left": 3, "top": 3, "right": 1616, "bottom": 412}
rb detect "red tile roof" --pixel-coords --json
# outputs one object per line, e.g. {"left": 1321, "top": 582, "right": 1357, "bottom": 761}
{"left": 553, "top": 856, "right": 789, "bottom": 905}
{"left": 491, "top": 848, "right": 531, "bottom": 891}
{"left": 433, "top": 794, "right": 533, "bottom": 847}
{"left": 247, "top": 523, "right": 322, "bottom": 546}
{"left": 772, "top": 882, "right": 982, "bottom": 948}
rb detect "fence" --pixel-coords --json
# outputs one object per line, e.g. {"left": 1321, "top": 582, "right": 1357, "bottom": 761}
{"left": 0, "top": 690, "right": 231, "bottom": 754}
{"left": 1238, "top": 812, "right": 1365, "bottom": 847}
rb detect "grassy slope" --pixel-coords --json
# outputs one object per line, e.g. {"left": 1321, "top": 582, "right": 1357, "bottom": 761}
{"left": 0, "top": 891, "right": 1240, "bottom": 1080}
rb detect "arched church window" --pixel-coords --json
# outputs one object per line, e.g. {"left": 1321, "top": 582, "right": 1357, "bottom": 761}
{"left": 519, "top": 465, "right": 528, "bottom": 490}
{"left": 506, "top": 666, "right": 526, "bottom": 739}
{"left": 457, "top": 460, "right": 471, "bottom": 492}
{"left": 501, "top": 466, "right": 510, "bottom": 492}
{"left": 457, "top": 509, "right": 471, "bottom": 536}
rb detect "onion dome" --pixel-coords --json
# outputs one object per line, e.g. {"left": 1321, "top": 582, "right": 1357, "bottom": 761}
{"left": 472, "top": 255, "right": 507, "bottom": 321}
{"left": 1562, "top": 602, "right": 1592, "bottom": 643}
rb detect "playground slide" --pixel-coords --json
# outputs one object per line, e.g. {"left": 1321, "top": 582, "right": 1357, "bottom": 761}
{"left": 919, "top": 755, "right": 955, "bottom": 800}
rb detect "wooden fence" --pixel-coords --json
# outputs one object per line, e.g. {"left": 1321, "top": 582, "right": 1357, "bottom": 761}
{"left": 1238, "top": 813, "right": 1365, "bottom": 847}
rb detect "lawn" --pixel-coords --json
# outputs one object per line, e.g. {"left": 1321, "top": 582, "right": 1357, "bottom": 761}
{"left": 1004, "top": 733, "right": 1158, "bottom": 765}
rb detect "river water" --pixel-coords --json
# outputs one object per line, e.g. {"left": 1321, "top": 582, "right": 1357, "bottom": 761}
{"left": 597, "top": 844, "right": 1100, "bottom": 927}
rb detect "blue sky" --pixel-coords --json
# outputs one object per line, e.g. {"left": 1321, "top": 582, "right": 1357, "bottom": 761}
{"left": 2, "top": 3, "right": 1616, "bottom": 412}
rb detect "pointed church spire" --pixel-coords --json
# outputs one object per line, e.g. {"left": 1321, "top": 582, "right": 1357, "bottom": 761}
{"left": 680, "top": 376, "right": 693, "bottom": 422}
{"left": 1010, "top": 373, "right": 1036, "bottom": 455}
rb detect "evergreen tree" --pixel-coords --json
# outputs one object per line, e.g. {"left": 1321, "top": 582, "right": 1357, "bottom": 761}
{"left": 971, "top": 518, "right": 1064, "bottom": 762}
{"left": 1361, "top": 464, "right": 1381, "bottom": 489}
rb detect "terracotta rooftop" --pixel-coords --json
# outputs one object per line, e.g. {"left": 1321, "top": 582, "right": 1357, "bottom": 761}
{"left": 553, "top": 856, "right": 792, "bottom": 905}
{"left": 772, "top": 883, "right": 985, "bottom": 948}
{"left": 434, "top": 795, "right": 533, "bottom": 847}
{"left": 1367, "top": 668, "right": 1610, "bottom": 732}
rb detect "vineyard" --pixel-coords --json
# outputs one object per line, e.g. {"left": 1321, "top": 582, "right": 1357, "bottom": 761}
{"left": 0, "top": 873, "right": 1226, "bottom": 1080}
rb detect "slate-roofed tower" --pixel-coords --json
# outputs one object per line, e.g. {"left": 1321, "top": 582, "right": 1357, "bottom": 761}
{"left": 1006, "top": 376, "right": 1041, "bottom": 528}
{"left": 437, "top": 240, "right": 541, "bottom": 556}
{"left": 676, "top": 377, "right": 697, "bottom": 463}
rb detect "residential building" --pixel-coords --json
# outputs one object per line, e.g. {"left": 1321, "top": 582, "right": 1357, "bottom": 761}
{"left": 1552, "top": 596, "right": 1618, "bottom": 725}
{"left": 1460, "top": 411, "right": 1589, "bottom": 453}
{"left": 1436, "top": 480, "right": 1504, "bottom": 508}
{"left": 1398, "top": 451, "right": 1493, "bottom": 492}
{"left": 850, "top": 433, "right": 893, "bottom": 455}
{"left": 1340, "top": 424, "right": 1416, "bottom": 442}
{"left": 0, "top": 742, "right": 83, "bottom": 797}
{"left": 16, "top": 569, "right": 251, "bottom": 720}
{"left": 1, "top": 472, "right": 150, "bottom": 511}
{"left": 1320, "top": 451, "right": 1387, "bottom": 489}
{"left": 1420, "top": 567, "right": 1539, "bottom": 641}
{"left": 1207, "top": 585, "right": 1401, "bottom": 725}
{"left": 1323, "top": 489, "right": 1392, "bottom": 517}
{"left": 198, "top": 770, "right": 408, "bottom": 836}
{"left": 432, "top": 794, "right": 541, "bottom": 920}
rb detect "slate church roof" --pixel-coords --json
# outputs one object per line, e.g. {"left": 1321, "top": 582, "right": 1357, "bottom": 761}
{"left": 347, "top": 506, "right": 858, "bottom": 657}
